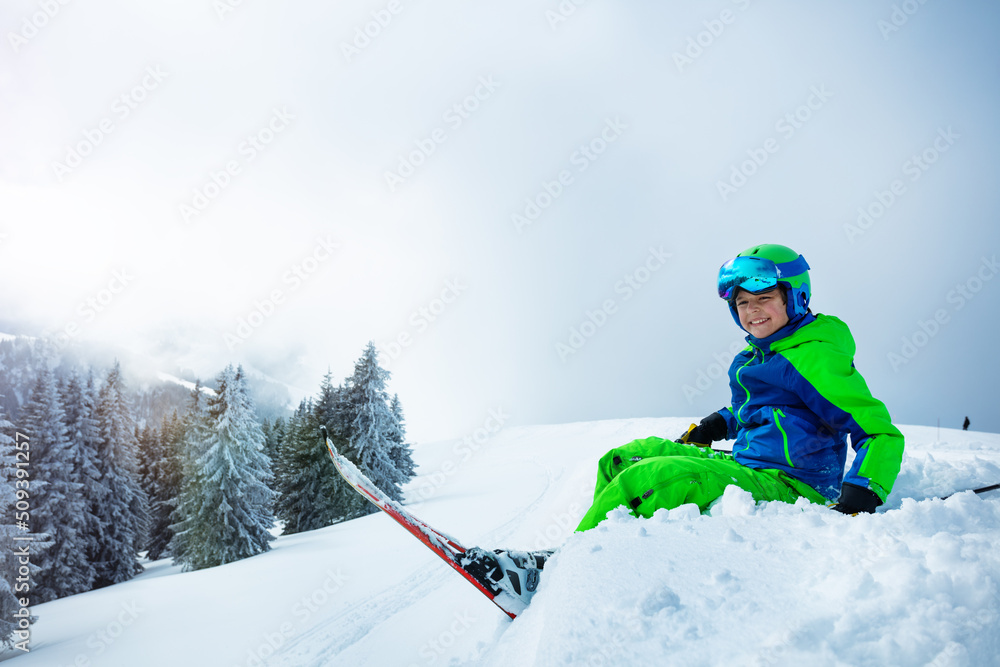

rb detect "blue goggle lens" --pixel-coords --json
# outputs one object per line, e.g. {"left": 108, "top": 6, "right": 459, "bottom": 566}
{"left": 717, "top": 256, "right": 779, "bottom": 300}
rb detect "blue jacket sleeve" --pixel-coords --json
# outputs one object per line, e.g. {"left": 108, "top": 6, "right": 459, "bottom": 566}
{"left": 719, "top": 407, "right": 739, "bottom": 440}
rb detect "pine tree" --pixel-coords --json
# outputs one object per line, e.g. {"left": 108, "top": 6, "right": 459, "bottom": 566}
{"left": 144, "top": 411, "right": 183, "bottom": 560}
{"left": 59, "top": 371, "right": 103, "bottom": 580}
{"left": 315, "top": 372, "right": 368, "bottom": 520}
{"left": 21, "top": 367, "right": 92, "bottom": 601}
{"left": 171, "top": 366, "right": 276, "bottom": 570}
{"left": 343, "top": 342, "right": 408, "bottom": 503}
{"left": 315, "top": 370, "right": 341, "bottom": 432}
{"left": 274, "top": 401, "right": 320, "bottom": 534}
{"left": 388, "top": 393, "right": 417, "bottom": 481}
{"left": 261, "top": 417, "right": 283, "bottom": 469}
{"left": 136, "top": 423, "right": 156, "bottom": 499}
{"left": 273, "top": 392, "right": 357, "bottom": 534}
{"left": 91, "top": 361, "right": 148, "bottom": 589}
{"left": 168, "top": 382, "right": 211, "bottom": 567}
{"left": 135, "top": 422, "right": 168, "bottom": 559}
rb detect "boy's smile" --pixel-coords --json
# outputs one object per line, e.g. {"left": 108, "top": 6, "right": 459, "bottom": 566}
{"left": 734, "top": 288, "right": 789, "bottom": 338}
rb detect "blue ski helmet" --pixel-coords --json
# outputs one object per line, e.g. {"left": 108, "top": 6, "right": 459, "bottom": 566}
{"left": 718, "top": 244, "right": 811, "bottom": 327}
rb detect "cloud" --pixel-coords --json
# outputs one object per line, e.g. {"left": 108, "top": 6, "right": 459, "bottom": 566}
{"left": 2, "top": 0, "right": 999, "bottom": 440}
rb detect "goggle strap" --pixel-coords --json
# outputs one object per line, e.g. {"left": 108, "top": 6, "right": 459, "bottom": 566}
{"left": 774, "top": 255, "right": 809, "bottom": 278}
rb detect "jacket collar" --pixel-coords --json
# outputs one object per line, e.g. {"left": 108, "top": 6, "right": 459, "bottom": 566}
{"left": 746, "top": 311, "right": 816, "bottom": 354}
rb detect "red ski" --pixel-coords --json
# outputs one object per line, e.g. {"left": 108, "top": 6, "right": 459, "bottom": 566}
{"left": 322, "top": 431, "right": 526, "bottom": 619}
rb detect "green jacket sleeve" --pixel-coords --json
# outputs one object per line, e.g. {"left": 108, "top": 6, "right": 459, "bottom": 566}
{"left": 777, "top": 317, "right": 904, "bottom": 501}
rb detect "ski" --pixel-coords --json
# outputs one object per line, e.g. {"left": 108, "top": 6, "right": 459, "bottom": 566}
{"left": 320, "top": 428, "right": 527, "bottom": 619}
{"left": 940, "top": 483, "right": 1000, "bottom": 500}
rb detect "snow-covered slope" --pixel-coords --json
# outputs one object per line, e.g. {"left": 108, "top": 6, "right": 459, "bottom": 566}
{"left": 6, "top": 419, "right": 1000, "bottom": 666}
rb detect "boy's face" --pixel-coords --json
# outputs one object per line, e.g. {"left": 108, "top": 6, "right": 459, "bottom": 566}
{"left": 734, "top": 287, "right": 789, "bottom": 338}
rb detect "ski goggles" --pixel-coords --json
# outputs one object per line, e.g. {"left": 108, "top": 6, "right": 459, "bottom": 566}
{"left": 717, "top": 254, "right": 809, "bottom": 300}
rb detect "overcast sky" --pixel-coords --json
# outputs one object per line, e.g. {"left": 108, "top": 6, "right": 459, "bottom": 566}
{"left": 2, "top": 0, "right": 998, "bottom": 444}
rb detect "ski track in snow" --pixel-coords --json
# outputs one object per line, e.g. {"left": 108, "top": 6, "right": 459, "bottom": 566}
{"left": 269, "top": 460, "right": 556, "bottom": 666}
{"left": 269, "top": 558, "right": 454, "bottom": 666}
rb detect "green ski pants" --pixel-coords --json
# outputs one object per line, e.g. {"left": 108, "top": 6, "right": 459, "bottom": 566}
{"left": 575, "top": 436, "right": 828, "bottom": 532}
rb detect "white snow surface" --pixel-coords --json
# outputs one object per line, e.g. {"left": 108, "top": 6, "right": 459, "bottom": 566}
{"left": 5, "top": 418, "right": 1000, "bottom": 667}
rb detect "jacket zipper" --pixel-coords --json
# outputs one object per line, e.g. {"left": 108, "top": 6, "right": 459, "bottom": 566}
{"left": 735, "top": 345, "right": 760, "bottom": 425}
{"left": 774, "top": 408, "right": 793, "bottom": 468}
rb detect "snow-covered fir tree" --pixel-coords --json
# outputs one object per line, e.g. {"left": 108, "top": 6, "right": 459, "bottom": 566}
{"left": 91, "top": 361, "right": 148, "bottom": 588}
{"left": 388, "top": 393, "right": 417, "bottom": 481}
{"left": 137, "top": 423, "right": 157, "bottom": 496}
{"left": 58, "top": 370, "right": 102, "bottom": 582}
{"left": 171, "top": 366, "right": 276, "bottom": 570}
{"left": 315, "top": 371, "right": 370, "bottom": 520}
{"left": 144, "top": 411, "right": 184, "bottom": 560}
{"left": 167, "top": 382, "right": 211, "bottom": 567}
{"left": 274, "top": 400, "right": 325, "bottom": 533}
{"left": 273, "top": 389, "right": 357, "bottom": 534}
{"left": 343, "top": 342, "right": 412, "bottom": 503}
{"left": 136, "top": 423, "right": 166, "bottom": 557}
{"left": 261, "top": 416, "right": 284, "bottom": 477}
{"left": 20, "top": 366, "right": 92, "bottom": 602}
{"left": 315, "top": 371, "right": 343, "bottom": 435}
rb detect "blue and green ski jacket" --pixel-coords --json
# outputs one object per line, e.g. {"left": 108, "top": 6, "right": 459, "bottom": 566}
{"left": 719, "top": 313, "right": 904, "bottom": 502}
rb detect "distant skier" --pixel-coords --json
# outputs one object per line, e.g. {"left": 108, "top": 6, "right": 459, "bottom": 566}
{"left": 963, "top": 416, "right": 970, "bottom": 431}
{"left": 466, "top": 244, "right": 905, "bottom": 610}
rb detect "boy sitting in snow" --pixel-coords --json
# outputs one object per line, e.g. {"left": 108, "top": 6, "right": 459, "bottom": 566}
{"left": 467, "top": 244, "right": 905, "bottom": 609}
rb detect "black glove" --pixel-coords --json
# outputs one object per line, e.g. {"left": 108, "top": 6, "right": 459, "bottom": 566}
{"left": 830, "top": 482, "right": 882, "bottom": 515}
{"left": 678, "top": 412, "right": 728, "bottom": 446}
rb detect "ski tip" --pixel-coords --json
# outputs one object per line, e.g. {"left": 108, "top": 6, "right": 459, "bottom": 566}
{"left": 319, "top": 425, "right": 329, "bottom": 440}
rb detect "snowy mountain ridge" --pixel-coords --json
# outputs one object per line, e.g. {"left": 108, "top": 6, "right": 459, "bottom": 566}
{"left": 154, "top": 371, "right": 215, "bottom": 395}
{"left": 5, "top": 417, "right": 1000, "bottom": 666}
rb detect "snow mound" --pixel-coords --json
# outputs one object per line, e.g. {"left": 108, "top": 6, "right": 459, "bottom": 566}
{"left": 486, "top": 489, "right": 1000, "bottom": 666}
